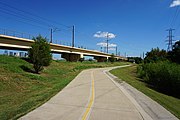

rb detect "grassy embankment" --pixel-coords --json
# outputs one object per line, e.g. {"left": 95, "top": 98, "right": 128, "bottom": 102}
{"left": 110, "top": 65, "right": 180, "bottom": 119}
{"left": 0, "top": 55, "right": 127, "bottom": 120}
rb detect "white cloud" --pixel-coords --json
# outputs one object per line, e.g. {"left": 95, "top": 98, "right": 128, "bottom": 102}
{"left": 97, "top": 42, "right": 117, "bottom": 51}
{"left": 109, "top": 43, "right": 117, "bottom": 47}
{"left": 93, "top": 31, "right": 116, "bottom": 39}
{"left": 108, "top": 48, "right": 116, "bottom": 51}
{"left": 97, "top": 42, "right": 117, "bottom": 47}
{"left": 97, "top": 42, "right": 107, "bottom": 47}
{"left": 170, "top": 0, "right": 180, "bottom": 7}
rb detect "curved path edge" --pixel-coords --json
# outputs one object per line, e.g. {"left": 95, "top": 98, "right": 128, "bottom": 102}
{"left": 19, "top": 65, "right": 178, "bottom": 120}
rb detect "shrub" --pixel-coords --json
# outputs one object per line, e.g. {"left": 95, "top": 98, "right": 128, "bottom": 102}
{"left": 28, "top": 35, "right": 52, "bottom": 73}
{"left": 137, "top": 65, "right": 146, "bottom": 79}
{"left": 109, "top": 54, "right": 116, "bottom": 63}
{"left": 137, "top": 62, "right": 180, "bottom": 98}
{"left": 168, "top": 40, "right": 180, "bottom": 64}
{"left": 79, "top": 58, "right": 84, "bottom": 62}
{"left": 128, "top": 57, "right": 142, "bottom": 64}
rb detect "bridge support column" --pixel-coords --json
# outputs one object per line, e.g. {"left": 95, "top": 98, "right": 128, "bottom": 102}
{"left": 62, "top": 53, "right": 83, "bottom": 62}
{"left": 116, "top": 58, "right": 121, "bottom": 61}
{"left": 94, "top": 56, "right": 107, "bottom": 62}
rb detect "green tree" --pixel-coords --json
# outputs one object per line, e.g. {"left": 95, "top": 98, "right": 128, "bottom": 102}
{"left": 28, "top": 35, "right": 52, "bottom": 73}
{"left": 144, "top": 48, "right": 168, "bottom": 63}
{"left": 168, "top": 40, "right": 180, "bottom": 64}
{"left": 79, "top": 58, "right": 84, "bottom": 62}
{"left": 109, "top": 53, "right": 116, "bottom": 63}
{"left": 128, "top": 57, "right": 142, "bottom": 64}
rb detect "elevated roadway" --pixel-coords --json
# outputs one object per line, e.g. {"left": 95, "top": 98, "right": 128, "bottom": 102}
{"left": 0, "top": 35, "right": 127, "bottom": 62}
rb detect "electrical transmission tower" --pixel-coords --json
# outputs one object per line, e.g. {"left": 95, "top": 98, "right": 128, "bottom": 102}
{"left": 166, "top": 28, "right": 175, "bottom": 51}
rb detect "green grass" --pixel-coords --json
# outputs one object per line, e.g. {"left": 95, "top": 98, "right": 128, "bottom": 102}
{"left": 110, "top": 65, "right": 180, "bottom": 119}
{"left": 0, "top": 55, "right": 128, "bottom": 120}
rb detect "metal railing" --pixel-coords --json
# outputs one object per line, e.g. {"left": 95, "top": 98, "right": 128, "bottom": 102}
{"left": 0, "top": 28, "right": 34, "bottom": 39}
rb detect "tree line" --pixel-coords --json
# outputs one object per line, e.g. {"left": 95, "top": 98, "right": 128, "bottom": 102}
{"left": 136, "top": 40, "right": 180, "bottom": 98}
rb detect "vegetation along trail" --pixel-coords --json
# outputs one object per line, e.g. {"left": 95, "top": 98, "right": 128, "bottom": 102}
{"left": 0, "top": 55, "right": 127, "bottom": 120}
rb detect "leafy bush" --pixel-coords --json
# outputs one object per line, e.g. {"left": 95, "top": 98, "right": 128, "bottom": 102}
{"left": 28, "top": 35, "right": 52, "bottom": 73}
{"left": 79, "top": 58, "right": 84, "bottom": 62}
{"left": 109, "top": 54, "right": 116, "bottom": 63}
{"left": 137, "top": 62, "right": 180, "bottom": 98}
{"left": 168, "top": 40, "right": 180, "bottom": 64}
{"left": 128, "top": 57, "right": 142, "bottom": 64}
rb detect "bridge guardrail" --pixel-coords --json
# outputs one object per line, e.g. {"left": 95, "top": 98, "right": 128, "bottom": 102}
{"left": 0, "top": 28, "right": 111, "bottom": 55}
{"left": 0, "top": 28, "right": 91, "bottom": 50}
{"left": 0, "top": 28, "right": 34, "bottom": 40}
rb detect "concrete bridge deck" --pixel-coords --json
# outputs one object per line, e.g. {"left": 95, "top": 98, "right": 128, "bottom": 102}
{"left": 0, "top": 35, "right": 127, "bottom": 62}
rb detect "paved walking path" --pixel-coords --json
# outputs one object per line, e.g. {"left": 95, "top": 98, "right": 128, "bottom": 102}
{"left": 20, "top": 65, "right": 178, "bottom": 120}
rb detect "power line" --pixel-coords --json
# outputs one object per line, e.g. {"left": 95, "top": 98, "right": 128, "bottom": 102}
{"left": 0, "top": 1, "right": 73, "bottom": 42}
{"left": 0, "top": 1, "right": 73, "bottom": 43}
{"left": 168, "top": 1, "right": 180, "bottom": 37}
{"left": 0, "top": 8, "right": 52, "bottom": 28}
{"left": 173, "top": 8, "right": 180, "bottom": 36}
{"left": 170, "top": 6, "right": 180, "bottom": 28}
{"left": 0, "top": 1, "right": 93, "bottom": 50}
{"left": 0, "top": 13, "right": 48, "bottom": 30}
{"left": 175, "top": 23, "right": 180, "bottom": 35}
{"left": 0, "top": 1, "right": 71, "bottom": 29}
{"left": 0, "top": 5, "right": 52, "bottom": 28}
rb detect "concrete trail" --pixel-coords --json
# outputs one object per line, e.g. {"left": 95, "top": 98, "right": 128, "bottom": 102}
{"left": 20, "top": 65, "right": 178, "bottom": 120}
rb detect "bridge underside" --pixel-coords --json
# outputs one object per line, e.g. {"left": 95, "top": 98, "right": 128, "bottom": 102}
{"left": 0, "top": 45, "right": 28, "bottom": 51}
{"left": 0, "top": 45, "right": 126, "bottom": 62}
{"left": 61, "top": 54, "right": 109, "bottom": 62}
{"left": 94, "top": 56, "right": 108, "bottom": 62}
{"left": 61, "top": 53, "right": 81, "bottom": 62}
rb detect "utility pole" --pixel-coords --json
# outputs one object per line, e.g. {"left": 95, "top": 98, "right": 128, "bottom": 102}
{"left": 50, "top": 28, "right": 60, "bottom": 43}
{"left": 104, "top": 47, "right": 106, "bottom": 53}
{"left": 100, "top": 47, "right": 103, "bottom": 52}
{"left": 50, "top": 28, "right": 53, "bottom": 43}
{"left": 116, "top": 46, "right": 117, "bottom": 55}
{"left": 72, "top": 25, "right": 75, "bottom": 47}
{"left": 106, "top": 33, "right": 110, "bottom": 53}
{"left": 166, "top": 28, "right": 175, "bottom": 51}
{"left": 118, "top": 52, "right": 120, "bottom": 56}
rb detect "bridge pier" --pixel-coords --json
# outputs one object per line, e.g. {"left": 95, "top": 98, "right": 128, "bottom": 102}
{"left": 61, "top": 53, "right": 83, "bottom": 62}
{"left": 94, "top": 56, "right": 108, "bottom": 62}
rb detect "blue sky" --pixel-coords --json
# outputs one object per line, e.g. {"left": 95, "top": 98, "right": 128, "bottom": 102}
{"left": 0, "top": 0, "right": 180, "bottom": 57}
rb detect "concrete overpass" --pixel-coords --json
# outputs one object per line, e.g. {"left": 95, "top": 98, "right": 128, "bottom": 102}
{"left": 0, "top": 35, "right": 127, "bottom": 62}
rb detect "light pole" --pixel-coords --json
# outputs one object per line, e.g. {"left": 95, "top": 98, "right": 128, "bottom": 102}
{"left": 50, "top": 28, "right": 53, "bottom": 43}
{"left": 50, "top": 28, "right": 60, "bottom": 43}
{"left": 72, "top": 25, "right": 75, "bottom": 47}
{"left": 106, "top": 33, "right": 110, "bottom": 53}
{"left": 116, "top": 46, "right": 117, "bottom": 55}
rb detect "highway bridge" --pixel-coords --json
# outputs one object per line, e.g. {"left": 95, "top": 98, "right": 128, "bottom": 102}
{"left": 0, "top": 35, "right": 127, "bottom": 62}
